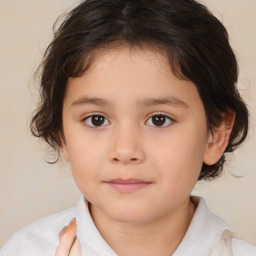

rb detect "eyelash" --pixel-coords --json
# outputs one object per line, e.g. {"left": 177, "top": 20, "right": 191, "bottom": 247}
{"left": 82, "top": 112, "right": 175, "bottom": 128}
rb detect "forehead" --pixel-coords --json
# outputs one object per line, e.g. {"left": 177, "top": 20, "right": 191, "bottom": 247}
{"left": 65, "top": 46, "right": 203, "bottom": 110}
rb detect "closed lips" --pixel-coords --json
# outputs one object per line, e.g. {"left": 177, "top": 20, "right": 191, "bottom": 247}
{"left": 104, "top": 179, "right": 152, "bottom": 192}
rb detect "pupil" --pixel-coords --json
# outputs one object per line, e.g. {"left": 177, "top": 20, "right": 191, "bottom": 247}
{"left": 153, "top": 115, "right": 165, "bottom": 126}
{"left": 92, "top": 115, "right": 104, "bottom": 126}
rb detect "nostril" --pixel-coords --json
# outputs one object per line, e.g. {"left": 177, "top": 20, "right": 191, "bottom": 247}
{"left": 112, "top": 157, "right": 138, "bottom": 163}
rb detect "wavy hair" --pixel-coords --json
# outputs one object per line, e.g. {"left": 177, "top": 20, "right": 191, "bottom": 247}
{"left": 31, "top": 0, "right": 249, "bottom": 180}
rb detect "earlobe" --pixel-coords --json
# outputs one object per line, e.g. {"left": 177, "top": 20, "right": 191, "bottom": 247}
{"left": 203, "top": 110, "right": 236, "bottom": 165}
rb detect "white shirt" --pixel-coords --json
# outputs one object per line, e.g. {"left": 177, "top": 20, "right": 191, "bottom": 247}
{"left": 1, "top": 196, "right": 256, "bottom": 256}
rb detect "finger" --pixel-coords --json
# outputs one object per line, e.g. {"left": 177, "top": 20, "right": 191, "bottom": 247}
{"left": 59, "top": 226, "right": 67, "bottom": 241}
{"left": 69, "top": 237, "right": 82, "bottom": 256}
{"left": 55, "top": 218, "right": 77, "bottom": 256}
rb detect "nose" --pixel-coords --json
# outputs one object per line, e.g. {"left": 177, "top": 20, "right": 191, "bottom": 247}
{"left": 108, "top": 125, "right": 145, "bottom": 165}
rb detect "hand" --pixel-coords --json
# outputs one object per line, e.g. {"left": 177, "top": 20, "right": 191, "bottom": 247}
{"left": 55, "top": 218, "right": 82, "bottom": 256}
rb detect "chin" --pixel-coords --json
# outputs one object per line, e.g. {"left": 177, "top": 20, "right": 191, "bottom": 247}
{"left": 107, "top": 206, "right": 155, "bottom": 224}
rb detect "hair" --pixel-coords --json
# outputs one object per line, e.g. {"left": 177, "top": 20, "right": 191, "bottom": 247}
{"left": 31, "top": 0, "right": 249, "bottom": 180}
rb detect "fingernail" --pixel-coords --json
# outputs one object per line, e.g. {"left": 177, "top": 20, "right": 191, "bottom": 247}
{"left": 70, "top": 217, "right": 76, "bottom": 224}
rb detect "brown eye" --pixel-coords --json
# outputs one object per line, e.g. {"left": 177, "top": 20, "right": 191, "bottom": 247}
{"left": 146, "top": 114, "right": 173, "bottom": 127}
{"left": 84, "top": 115, "right": 109, "bottom": 127}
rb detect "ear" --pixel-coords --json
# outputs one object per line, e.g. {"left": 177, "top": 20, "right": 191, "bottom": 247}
{"left": 59, "top": 132, "right": 70, "bottom": 162}
{"left": 203, "top": 110, "right": 236, "bottom": 165}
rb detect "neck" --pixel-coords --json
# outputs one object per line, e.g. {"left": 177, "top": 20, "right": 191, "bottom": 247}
{"left": 89, "top": 197, "right": 196, "bottom": 256}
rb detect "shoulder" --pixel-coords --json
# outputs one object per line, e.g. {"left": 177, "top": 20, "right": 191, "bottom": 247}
{"left": 188, "top": 197, "right": 256, "bottom": 256}
{"left": 232, "top": 238, "right": 256, "bottom": 256}
{"left": 0, "top": 207, "right": 76, "bottom": 256}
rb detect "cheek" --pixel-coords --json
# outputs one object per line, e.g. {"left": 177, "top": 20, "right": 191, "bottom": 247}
{"left": 151, "top": 124, "right": 207, "bottom": 186}
{"left": 67, "top": 138, "right": 106, "bottom": 191}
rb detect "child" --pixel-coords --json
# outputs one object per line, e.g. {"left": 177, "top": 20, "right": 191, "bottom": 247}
{"left": 1, "top": 0, "right": 256, "bottom": 255}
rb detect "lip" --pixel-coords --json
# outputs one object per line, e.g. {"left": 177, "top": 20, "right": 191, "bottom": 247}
{"left": 104, "top": 178, "right": 152, "bottom": 193}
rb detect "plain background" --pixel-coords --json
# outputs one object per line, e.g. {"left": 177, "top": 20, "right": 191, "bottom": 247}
{"left": 0, "top": 0, "right": 255, "bottom": 248}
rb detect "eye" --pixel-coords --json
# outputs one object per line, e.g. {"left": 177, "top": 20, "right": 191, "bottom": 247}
{"left": 83, "top": 114, "right": 110, "bottom": 127}
{"left": 146, "top": 114, "right": 173, "bottom": 127}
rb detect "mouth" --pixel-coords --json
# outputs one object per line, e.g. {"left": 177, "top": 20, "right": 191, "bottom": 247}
{"left": 104, "top": 178, "right": 152, "bottom": 193}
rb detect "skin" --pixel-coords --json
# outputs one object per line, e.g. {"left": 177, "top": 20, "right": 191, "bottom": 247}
{"left": 58, "top": 46, "right": 235, "bottom": 256}
{"left": 55, "top": 219, "right": 81, "bottom": 256}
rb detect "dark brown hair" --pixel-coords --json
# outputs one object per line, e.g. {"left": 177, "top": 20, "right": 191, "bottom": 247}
{"left": 31, "top": 0, "right": 249, "bottom": 180}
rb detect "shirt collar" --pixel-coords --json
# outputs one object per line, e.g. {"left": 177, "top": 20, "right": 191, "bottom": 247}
{"left": 76, "top": 195, "right": 231, "bottom": 256}
{"left": 76, "top": 196, "right": 118, "bottom": 256}
{"left": 173, "top": 196, "right": 232, "bottom": 256}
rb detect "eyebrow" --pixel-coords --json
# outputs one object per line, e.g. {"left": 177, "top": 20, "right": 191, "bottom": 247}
{"left": 71, "top": 96, "right": 188, "bottom": 108}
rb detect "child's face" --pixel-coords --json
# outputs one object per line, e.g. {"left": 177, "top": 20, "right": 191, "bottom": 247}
{"left": 62, "top": 46, "right": 212, "bottom": 223}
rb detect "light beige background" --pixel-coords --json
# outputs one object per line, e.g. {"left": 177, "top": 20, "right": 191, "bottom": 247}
{"left": 0, "top": 0, "right": 255, "bottom": 248}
